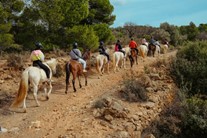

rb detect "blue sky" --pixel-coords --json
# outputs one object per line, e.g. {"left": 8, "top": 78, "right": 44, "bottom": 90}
{"left": 110, "top": 0, "right": 207, "bottom": 27}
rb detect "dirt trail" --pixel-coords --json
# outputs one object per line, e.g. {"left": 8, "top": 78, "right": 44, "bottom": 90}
{"left": 0, "top": 50, "right": 176, "bottom": 138}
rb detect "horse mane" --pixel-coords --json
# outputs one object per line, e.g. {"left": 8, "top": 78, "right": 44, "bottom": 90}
{"left": 82, "top": 49, "right": 91, "bottom": 60}
{"left": 45, "top": 58, "right": 57, "bottom": 69}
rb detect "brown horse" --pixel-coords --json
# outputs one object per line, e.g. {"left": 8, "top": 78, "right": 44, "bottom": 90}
{"left": 65, "top": 49, "right": 91, "bottom": 93}
{"left": 147, "top": 43, "right": 156, "bottom": 57}
{"left": 129, "top": 48, "right": 138, "bottom": 67}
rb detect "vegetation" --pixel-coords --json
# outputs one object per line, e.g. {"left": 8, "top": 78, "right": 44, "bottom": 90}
{"left": 145, "top": 41, "right": 207, "bottom": 138}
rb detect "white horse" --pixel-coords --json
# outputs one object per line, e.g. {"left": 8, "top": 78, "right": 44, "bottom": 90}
{"left": 160, "top": 44, "right": 168, "bottom": 54}
{"left": 155, "top": 45, "right": 161, "bottom": 56}
{"left": 122, "top": 47, "right": 131, "bottom": 58}
{"left": 138, "top": 45, "right": 148, "bottom": 59}
{"left": 96, "top": 48, "right": 110, "bottom": 75}
{"left": 11, "top": 58, "right": 58, "bottom": 113}
{"left": 113, "top": 51, "right": 126, "bottom": 72}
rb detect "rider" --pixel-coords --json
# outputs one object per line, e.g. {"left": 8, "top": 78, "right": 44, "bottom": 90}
{"left": 98, "top": 41, "right": 110, "bottom": 62}
{"left": 150, "top": 36, "right": 156, "bottom": 46}
{"left": 154, "top": 39, "right": 161, "bottom": 47}
{"left": 30, "top": 42, "right": 50, "bottom": 81}
{"left": 69, "top": 42, "right": 87, "bottom": 73}
{"left": 129, "top": 38, "right": 138, "bottom": 54}
{"left": 114, "top": 40, "right": 125, "bottom": 55}
{"left": 141, "top": 37, "right": 148, "bottom": 46}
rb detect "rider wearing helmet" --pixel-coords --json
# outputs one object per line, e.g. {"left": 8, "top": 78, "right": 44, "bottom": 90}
{"left": 98, "top": 41, "right": 110, "bottom": 62}
{"left": 114, "top": 40, "right": 125, "bottom": 55}
{"left": 129, "top": 38, "right": 138, "bottom": 54}
{"left": 30, "top": 42, "right": 50, "bottom": 81}
{"left": 69, "top": 42, "right": 87, "bottom": 72}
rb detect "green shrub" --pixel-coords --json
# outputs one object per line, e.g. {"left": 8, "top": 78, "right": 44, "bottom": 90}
{"left": 181, "top": 96, "right": 207, "bottom": 138}
{"left": 170, "top": 41, "right": 207, "bottom": 95}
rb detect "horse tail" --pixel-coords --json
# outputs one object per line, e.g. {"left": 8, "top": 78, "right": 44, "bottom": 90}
{"left": 11, "top": 70, "right": 29, "bottom": 107}
{"left": 140, "top": 47, "right": 145, "bottom": 58}
{"left": 65, "top": 62, "right": 70, "bottom": 85}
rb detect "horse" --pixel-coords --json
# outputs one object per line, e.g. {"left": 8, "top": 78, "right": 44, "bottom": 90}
{"left": 113, "top": 51, "right": 126, "bottom": 72}
{"left": 96, "top": 48, "right": 110, "bottom": 75}
{"left": 65, "top": 49, "right": 91, "bottom": 93}
{"left": 148, "top": 43, "right": 160, "bottom": 57}
{"left": 10, "top": 58, "right": 58, "bottom": 113}
{"left": 138, "top": 44, "right": 148, "bottom": 60}
{"left": 122, "top": 47, "right": 131, "bottom": 59}
{"left": 128, "top": 48, "right": 138, "bottom": 68}
{"left": 160, "top": 44, "right": 168, "bottom": 54}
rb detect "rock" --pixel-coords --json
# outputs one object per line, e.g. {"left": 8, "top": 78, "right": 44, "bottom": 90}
{"left": 0, "top": 126, "right": 8, "bottom": 133}
{"left": 112, "top": 131, "right": 130, "bottom": 138}
{"left": 30, "top": 120, "right": 41, "bottom": 128}
{"left": 144, "top": 134, "right": 156, "bottom": 138}
{"left": 104, "top": 114, "right": 114, "bottom": 122}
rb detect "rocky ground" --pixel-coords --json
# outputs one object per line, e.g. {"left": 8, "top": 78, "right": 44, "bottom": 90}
{"left": 0, "top": 50, "right": 176, "bottom": 138}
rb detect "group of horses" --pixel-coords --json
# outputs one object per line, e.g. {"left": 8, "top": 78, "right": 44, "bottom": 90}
{"left": 10, "top": 43, "right": 168, "bottom": 112}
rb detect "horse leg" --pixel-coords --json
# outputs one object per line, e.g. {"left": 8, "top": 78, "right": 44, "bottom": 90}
{"left": 45, "top": 82, "right": 52, "bottom": 100}
{"left": 22, "top": 93, "right": 28, "bottom": 113}
{"left": 72, "top": 73, "right": 77, "bottom": 92}
{"left": 84, "top": 73, "right": 87, "bottom": 86}
{"left": 33, "top": 85, "right": 40, "bottom": 107}
{"left": 107, "top": 62, "right": 110, "bottom": 74}
{"left": 78, "top": 75, "right": 82, "bottom": 88}
{"left": 136, "top": 55, "right": 138, "bottom": 65}
{"left": 65, "top": 63, "right": 70, "bottom": 94}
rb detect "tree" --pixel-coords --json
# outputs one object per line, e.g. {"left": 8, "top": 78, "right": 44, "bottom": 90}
{"left": 83, "top": 0, "right": 115, "bottom": 25}
{"left": 93, "top": 23, "right": 115, "bottom": 44}
{"left": 65, "top": 25, "right": 99, "bottom": 51}
{"left": 0, "top": 1, "right": 24, "bottom": 51}
{"left": 123, "top": 22, "right": 137, "bottom": 38}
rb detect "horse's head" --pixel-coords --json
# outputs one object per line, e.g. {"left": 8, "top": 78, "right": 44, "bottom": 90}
{"left": 46, "top": 58, "right": 58, "bottom": 74}
{"left": 82, "top": 49, "right": 91, "bottom": 61}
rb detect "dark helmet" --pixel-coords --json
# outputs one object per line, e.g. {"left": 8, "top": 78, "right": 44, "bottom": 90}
{"left": 100, "top": 41, "right": 104, "bottom": 46}
{"left": 117, "top": 40, "right": 120, "bottom": 43}
{"left": 35, "top": 42, "right": 43, "bottom": 49}
{"left": 73, "top": 42, "right": 78, "bottom": 48}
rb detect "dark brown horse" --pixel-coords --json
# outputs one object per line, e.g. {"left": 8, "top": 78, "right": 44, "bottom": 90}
{"left": 129, "top": 48, "right": 138, "bottom": 67}
{"left": 65, "top": 49, "right": 91, "bottom": 93}
{"left": 147, "top": 43, "right": 156, "bottom": 57}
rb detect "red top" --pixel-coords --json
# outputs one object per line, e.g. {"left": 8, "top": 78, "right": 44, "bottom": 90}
{"left": 129, "top": 40, "right": 137, "bottom": 49}
{"left": 114, "top": 44, "right": 119, "bottom": 51}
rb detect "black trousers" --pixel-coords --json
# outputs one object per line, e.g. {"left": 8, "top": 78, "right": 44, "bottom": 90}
{"left": 119, "top": 49, "right": 125, "bottom": 55}
{"left": 33, "top": 60, "right": 50, "bottom": 79}
{"left": 100, "top": 52, "right": 110, "bottom": 61}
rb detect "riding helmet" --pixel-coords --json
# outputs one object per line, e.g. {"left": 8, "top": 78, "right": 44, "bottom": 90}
{"left": 100, "top": 41, "right": 104, "bottom": 46}
{"left": 73, "top": 42, "right": 78, "bottom": 48}
{"left": 35, "top": 42, "right": 43, "bottom": 49}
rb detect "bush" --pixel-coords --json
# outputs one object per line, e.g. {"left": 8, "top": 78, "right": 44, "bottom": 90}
{"left": 170, "top": 41, "right": 207, "bottom": 95}
{"left": 121, "top": 78, "right": 148, "bottom": 102}
{"left": 180, "top": 96, "right": 207, "bottom": 138}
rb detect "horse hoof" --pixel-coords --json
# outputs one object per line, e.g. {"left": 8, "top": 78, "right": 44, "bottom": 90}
{"left": 46, "top": 96, "right": 49, "bottom": 100}
{"left": 65, "top": 91, "right": 68, "bottom": 94}
{"left": 23, "top": 109, "right": 27, "bottom": 113}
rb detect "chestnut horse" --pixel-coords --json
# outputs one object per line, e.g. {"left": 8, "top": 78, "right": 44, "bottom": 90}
{"left": 148, "top": 43, "right": 160, "bottom": 57}
{"left": 65, "top": 49, "right": 91, "bottom": 93}
{"left": 129, "top": 48, "right": 138, "bottom": 68}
